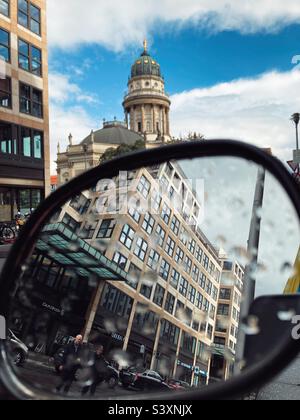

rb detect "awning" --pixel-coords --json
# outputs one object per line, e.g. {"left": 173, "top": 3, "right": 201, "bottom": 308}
{"left": 36, "top": 223, "right": 129, "bottom": 281}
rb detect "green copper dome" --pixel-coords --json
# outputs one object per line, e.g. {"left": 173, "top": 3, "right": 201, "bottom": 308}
{"left": 131, "top": 42, "right": 162, "bottom": 78}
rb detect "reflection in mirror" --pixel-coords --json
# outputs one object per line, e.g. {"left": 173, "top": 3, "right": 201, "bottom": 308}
{"left": 4, "top": 156, "right": 300, "bottom": 399}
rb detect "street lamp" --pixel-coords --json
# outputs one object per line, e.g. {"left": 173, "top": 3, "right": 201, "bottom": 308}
{"left": 291, "top": 113, "right": 300, "bottom": 150}
{"left": 82, "top": 143, "right": 88, "bottom": 171}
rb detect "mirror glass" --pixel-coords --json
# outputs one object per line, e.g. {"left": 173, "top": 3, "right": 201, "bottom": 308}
{"left": 3, "top": 155, "right": 300, "bottom": 399}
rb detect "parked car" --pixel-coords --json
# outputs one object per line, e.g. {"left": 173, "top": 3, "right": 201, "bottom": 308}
{"left": 7, "top": 329, "right": 28, "bottom": 367}
{"left": 120, "top": 366, "right": 143, "bottom": 388}
{"left": 132, "top": 370, "right": 171, "bottom": 392}
{"left": 167, "top": 379, "right": 189, "bottom": 391}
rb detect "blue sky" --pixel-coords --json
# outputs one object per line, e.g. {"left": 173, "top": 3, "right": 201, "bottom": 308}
{"left": 47, "top": 0, "right": 300, "bottom": 172}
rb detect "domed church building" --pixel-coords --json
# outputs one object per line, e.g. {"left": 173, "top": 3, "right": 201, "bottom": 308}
{"left": 56, "top": 41, "right": 172, "bottom": 185}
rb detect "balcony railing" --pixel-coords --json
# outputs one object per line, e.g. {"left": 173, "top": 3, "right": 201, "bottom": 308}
{"left": 124, "top": 89, "right": 170, "bottom": 101}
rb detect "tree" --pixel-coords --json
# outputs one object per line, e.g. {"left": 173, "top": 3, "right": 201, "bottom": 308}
{"left": 99, "top": 139, "right": 146, "bottom": 164}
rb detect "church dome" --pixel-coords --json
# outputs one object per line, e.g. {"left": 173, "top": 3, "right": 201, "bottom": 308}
{"left": 80, "top": 121, "right": 144, "bottom": 146}
{"left": 131, "top": 41, "right": 162, "bottom": 78}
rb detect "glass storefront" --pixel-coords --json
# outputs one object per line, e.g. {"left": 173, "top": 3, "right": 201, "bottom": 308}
{"left": 0, "top": 187, "right": 43, "bottom": 222}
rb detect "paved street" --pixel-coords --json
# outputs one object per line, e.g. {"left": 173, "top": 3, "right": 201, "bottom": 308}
{"left": 17, "top": 353, "right": 136, "bottom": 399}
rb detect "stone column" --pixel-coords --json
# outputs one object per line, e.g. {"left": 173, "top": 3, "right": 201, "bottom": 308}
{"left": 141, "top": 105, "right": 145, "bottom": 133}
{"left": 166, "top": 109, "right": 170, "bottom": 136}
{"left": 172, "top": 329, "right": 183, "bottom": 378}
{"left": 82, "top": 281, "right": 105, "bottom": 343}
{"left": 125, "top": 109, "right": 129, "bottom": 128}
{"left": 122, "top": 299, "right": 138, "bottom": 352}
{"left": 152, "top": 105, "right": 156, "bottom": 133}
{"left": 150, "top": 320, "right": 162, "bottom": 370}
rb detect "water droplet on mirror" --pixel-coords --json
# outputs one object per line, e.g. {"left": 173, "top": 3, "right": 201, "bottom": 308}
{"left": 280, "top": 262, "right": 294, "bottom": 278}
{"left": 242, "top": 316, "right": 260, "bottom": 336}
{"left": 110, "top": 350, "right": 131, "bottom": 369}
{"left": 104, "top": 319, "right": 117, "bottom": 334}
{"left": 277, "top": 309, "right": 296, "bottom": 322}
{"left": 142, "top": 271, "right": 158, "bottom": 287}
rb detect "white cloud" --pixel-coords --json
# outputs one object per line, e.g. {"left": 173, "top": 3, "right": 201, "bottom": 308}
{"left": 49, "top": 72, "right": 99, "bottom": 104}
{"left": 170, "top": 68, "right": 300, "bottom": 161}
{"left": 49, "top": 72, "right": 99, "bottom": 173}
{"left": 47, "top": 0, "right": 300, "bottom": 51}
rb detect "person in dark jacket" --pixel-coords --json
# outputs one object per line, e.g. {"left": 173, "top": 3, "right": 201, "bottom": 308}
{"left": 56, "top": 335, "right": 84, "bottom": 394}
{"left": 82, "top": 345, "right": 108, "bottom": 396}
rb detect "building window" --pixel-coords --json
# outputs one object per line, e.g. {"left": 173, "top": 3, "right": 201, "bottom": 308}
{"left": 181, "top": 332, "right": 196, "bottom": 355}
{"left": 0, "top": 77, "right": 11, "bottom": 108}
{"left": 0, "top": 0, "right": 9, "bottom": 17}
{"left": 62, "top": 213, "right": 80, "bottom": 233}
{"left": 165, "top": 236, "right": 175, "bottom": 257}
{"left": 160, "top": 319, "right": 180, "bottom": 346}
{"left": 120, "top": 224, "right": 135, "bottom": 250}
{"left": 19, "top": 127, "right": 43, "bottom": 159}
{"left": 155, "top": 224, "right": 166, "bottom": 247}
{"left": 203, "top": 254, "right": 209, "bottom": 271}
{"left": 142, "top": 212, "right": 155, "bottom": 235}
{"left": 175, "top": 247, "right": 184, "bottom": 264}
{"left": 218, "top": 303, "right": 230, "bottom": 317}
{"left": 151, "top": 192, "right": 161, "bottom": 212}
{"left": 134, "top": 237, "right": 148, "bottom": 261}
{"left": 137, "top": 175, "right": 151, "bottom": 198}
{"left": 153, "top": 284, "right": 165, "bottom": 307}
{"left": 216, "top": 320, "right": 228, "bottom": 334}
{"left": 113, "top": 252, "right": 128, "bottom": 270}
{"left": 159, "top": 259, "right": 170, "bottom": 281}
{"left": 69, "top": 194, "right": 91, "bottom": 215}
{"left": 0, "top": 28, "right": 10, "bottom": 62}
{"left": 18, "top": 39, "right": 42, "bottom": 76}
{"left": 97, "top": 219, "right": 115, "bottom": 239}
{"left": 188, "top": 239, "right": 196, "bottom": 255}
{"left": 18, "top": 0, "right": 41, "bottom": 35}
{"left": 170, "top": 268, "right": 180, "bottom": 289}
{"left": 195, "top": 246, "right": 203, "bottom": 264}
{"left": 0, "top": 123, "right": 16, "bottom": 155}
{"left": 199, "top": 272, "right": 206, "bottom": 290}
{"left": 179, "top": 277, "right": 188, "bottom": 297}
{"left": 184, "top": 255, "right": 192, "bottom": 274}
{"left": 180, "top": 227, "right": 188, "bottom": 246}
{"left": 203, "top": 299, "right": 209, "bottom": 313}
{"left": 206, "top": 280, "right": 213, "bottom": 296}
{"left": 210, "top": 305, "right": 216, "bottom": 320}
{"left": 188, "top": 285, "right": 196, "bottom": 304}
{"left": 196, "top": 292, "right": 203, "bottom": 310}
{"left": 212, "top": 286, "right": 218, "bottom": 302}
{"left": 100, "top": 283, "right": 133, "bottom": 320}
{"left": 164, "top": 293, "right": 175, "bottom": 315}
{"left": 214, "top": 337, "right": 226, "bottom": 349}
{"left": 175, "top": 300, "right": 184, "bottom": 318}
{"left": 20, "top": 83, "right": 43, "bottom": 118}
{"left": 81, "top": 221, "right": 98, "bottom": 239}
{"left": 147, "top": 249, "right": 160, "bottom": 271}
{"left": 161, "top": 203, "right": 171, "bottom": 225}
{"left": 127, "top": 263, "right": 141, "bottom": 290}
{"left": 128, "top": 206, "right": 141, "bottom": 224}
{"left": 220, "top": 288, "right": 232, "bottom": 300}
{"left": 140, "top": 283, "right": 153, "bottom": 300}
{"left": 192, "top": 265, "right": 199, "bottom": 283}
{"left": 207, "top": 324, "right": 214, "bottom": 340}
{"left": 170, "top": 215, "right": 180, "bottom": 235}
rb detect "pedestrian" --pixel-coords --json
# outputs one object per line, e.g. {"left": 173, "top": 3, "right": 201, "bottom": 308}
{"left": 81, "top": 345, "right": 108, "bottom": 397}
{"left": 56, "top": 335, "right": 84, "bottom": 394}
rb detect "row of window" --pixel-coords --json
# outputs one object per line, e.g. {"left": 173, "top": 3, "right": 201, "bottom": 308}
{"left": 100, "top": 283, "right": 214, "bottom": 351}
{"left": 112, "top": 251, "right": 216, "bottom": 324}
{"left": 0, "top": 77, "right": 43, "bottom": 118}
{"left": 0, "top": 28, "right": 42, "bottom": 76}
{"left": 0, "top": 0, "right": 41, "bottom": 36}
{"left": 217, "top": 303, "right": 240, "bottom": 322}
{"left": 0, "top": 122, "right": 43, "bottom": 159}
